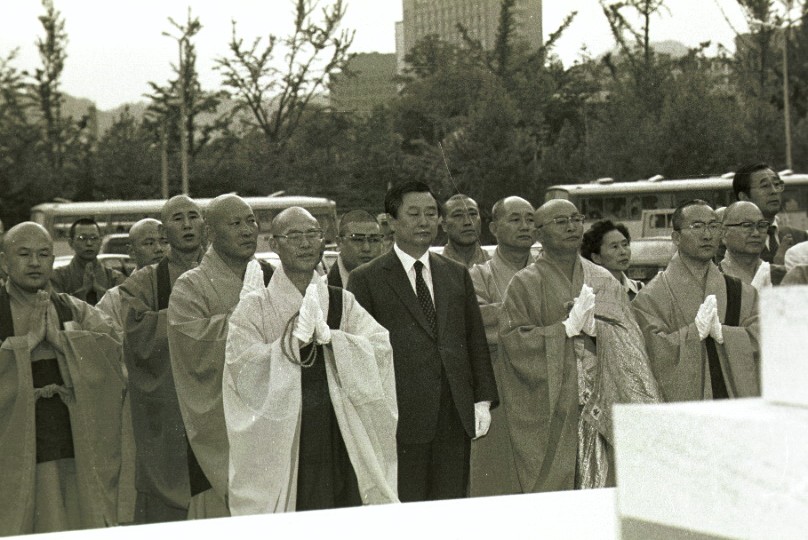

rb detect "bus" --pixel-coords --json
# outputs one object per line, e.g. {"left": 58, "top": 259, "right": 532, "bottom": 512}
{"left": 544, "top": 172, "right": 808, "bottom": 238}
{"left": 31, "top": 195, "right": 338, "bottom": 257}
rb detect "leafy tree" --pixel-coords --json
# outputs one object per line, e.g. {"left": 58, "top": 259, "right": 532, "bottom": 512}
{"left": 95, "top": 108, "right": 161, "bottom": 199}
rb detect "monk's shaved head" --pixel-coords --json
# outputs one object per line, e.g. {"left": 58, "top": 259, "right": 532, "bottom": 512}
{"left": 161, "top": 195, "right": 199, "bottom": 224}
{"left": 271, "top": 207, "right": 318, "bottom": 234}
{"left": 205, "top": 194, "right": 249, "bottom": 228}
{"left": 534, "top": 199, "right": 579, "bottom": 225}
{"left": 205, "top": 194, "right": 258, "bottom": 262}
{"left": 4, "top": 222, "right": 52, "bottom": 249}
{"left": 129, "top": 218, "right": 162, "bottom": 243}
{"left": 723, "top": 201, "right": 763, "bottom": 224}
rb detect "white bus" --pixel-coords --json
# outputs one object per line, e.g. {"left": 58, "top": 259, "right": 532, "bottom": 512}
{"left": 31, "top": 195, "right": 339, "bottom": 257}
{"left": 544, "top": 172, "right": 808, "bottom": 238}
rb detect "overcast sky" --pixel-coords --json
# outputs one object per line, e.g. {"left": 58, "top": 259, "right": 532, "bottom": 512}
{"left": 0, "top": 0, "right": 763, "bottom": 110}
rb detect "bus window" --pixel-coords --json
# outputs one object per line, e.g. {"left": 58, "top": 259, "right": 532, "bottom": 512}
{"left": 581, "top": 198, "right": 603, "bottom": 220}
{"left": 605, "top": 197, "right": 628, "bottom": 219}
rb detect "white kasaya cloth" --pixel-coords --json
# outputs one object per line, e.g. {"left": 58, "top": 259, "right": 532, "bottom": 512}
{"left": 467, "top": 247, "right": 530, "bottom": 496}
{"left": 167, "top": 247, "right": 270, "bottom": 517}
{"left": 498, "top": 255, "right": 661, "bottom": 493}
{"left": 632, "top": 252, "right": 761, "bottom": 402}
{"left": 224, "top": 267, "right": 399, "bottom": 515}
{"left": 0, "top": 281, "right": 125, "bottom": 535}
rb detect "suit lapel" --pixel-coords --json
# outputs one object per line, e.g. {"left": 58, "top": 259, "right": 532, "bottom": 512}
{"left": 430, "top": 253, "right": 450, "bottom": 340}
{"left": 382, "top": 251, "right": 435, "bottom": 338}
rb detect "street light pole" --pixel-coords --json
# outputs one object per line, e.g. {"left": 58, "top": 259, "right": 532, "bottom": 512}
{"left": 178, "top": 37, "right": 189, "bottom": 195}
{"left": 782, "top": 0, "right": 793, "bottom": 170}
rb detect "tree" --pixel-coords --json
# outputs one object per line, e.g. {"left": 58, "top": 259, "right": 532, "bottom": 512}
{"left": 95, "top": 108, "right": 161, "bottom": 199}
{"left": 215, "top": 0, "right": 355, "bottom": 152}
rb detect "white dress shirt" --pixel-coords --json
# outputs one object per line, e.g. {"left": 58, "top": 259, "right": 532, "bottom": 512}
{"left": 393, "top": 243, "right": 435, "bottom": 303}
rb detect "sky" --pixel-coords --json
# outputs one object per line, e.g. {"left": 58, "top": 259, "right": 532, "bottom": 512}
{"left": 0, "top": 0, "right": 768, "bottom": 110}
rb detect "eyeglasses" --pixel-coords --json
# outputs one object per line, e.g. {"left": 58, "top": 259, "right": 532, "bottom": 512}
{"left": 273, "top": 230, "right": 324, "bottom": 244}
{"left": 755, "top": 180, "right": 785, "bottom": 193}
{"left": 724, "top": 220, "right": 771, "bottom": 234}
{"left": 536, "top": 214, "right": 586, "bottom": 228}
{"left": 75, "top": 234, "right": 100, "bottom": 243}
{"left": 677, "top": 221, "right": 722, "bottom": 233}
{"left": 341, "top": 234, "right": 384, "bottom": 245}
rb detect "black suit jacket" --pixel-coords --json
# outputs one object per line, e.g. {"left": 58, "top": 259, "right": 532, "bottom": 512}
{"left": 761, "top": 224, "right": 808, "bottom": 263}
{"left": 348, "top": 249, "right": 498, "bottom": 444}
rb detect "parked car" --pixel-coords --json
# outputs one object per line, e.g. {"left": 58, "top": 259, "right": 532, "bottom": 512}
{"left": 625, "top": 237, "right": 676, "bottom": 283}
{"left": 100, "top": 233, "right": 130, "bottom": 254}
{"left": 54, "top": 253, "right": 137, "bottom": 277}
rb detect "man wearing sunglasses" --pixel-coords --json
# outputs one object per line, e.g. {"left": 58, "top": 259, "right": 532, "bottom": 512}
{"left": 633, "top": 199, "right": 760, "bottom": 403}
{"left": 498, "top": 199, "right": 659, "bottom": 493}
{"left": 733, "top": 162, "right": 807, "bottom": 264}
{"left": 328, "top": 210, "right": 384, "bottom": 288}
{"left": 719, "top": 201, "right": 786, "bottom": 289}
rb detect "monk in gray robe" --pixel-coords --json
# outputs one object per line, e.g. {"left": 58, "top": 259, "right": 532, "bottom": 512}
{"left": 224, "top": 208, "right": 398, "bottom": 515}
{"left": 51, "top": 218, "right": 126, "bottom": 305}
{"left": 633, "top": 200, "right": 760, "bottom": 402}
{"left": 96, "top": 217, "right": 167, "bottom": 525}
{"left": 0, "top": 223, "right": 125, "bottom": 535}
{"left": 167, "top": 194, "right": 273, "bottom": 519}
{"left": 468, "top": 196, "right": 535, "bottom": 496}
{"left": 498, "top": 200, "right": 660, "bottom": 493}
{"left": 119, "top": 197, "right": 207, "bottom": 524}
{"left": 718, "top": 201, "right": 786, "bottom": 289}
{"left": 441, "top": 194, "right": 491, "bottom": 268}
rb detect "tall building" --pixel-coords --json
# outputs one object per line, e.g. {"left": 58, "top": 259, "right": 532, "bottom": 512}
{"left": 397, "top": 0, "right": 542, "bottom": 72}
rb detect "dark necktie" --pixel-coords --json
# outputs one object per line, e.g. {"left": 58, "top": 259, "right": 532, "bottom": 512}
{"left": 766, "top": 225, "right": 779, "bottom": 263}
{"left": 413, "top": 260, "right": 437, "bottom": 335}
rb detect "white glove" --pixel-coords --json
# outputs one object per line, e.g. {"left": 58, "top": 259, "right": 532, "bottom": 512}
{"left": 695, "top": 295, "right": 717, "bottom": 341}
{"left": 474, "top": 401, "right": 492, "bottom": 439}
{"left": 563, "top": 284, "right": 596, "bottom": 338}
{"left": 750, "top": 261, "right": 771, "bottom": 291}
{"left": 240, "top": 259, "right": 265, "bottom": 300}
{"left": 710, "top": 308, "right": 724, "bottom": 344}
{"left": 293, "top": 284, "right": 320, "bottom": 344}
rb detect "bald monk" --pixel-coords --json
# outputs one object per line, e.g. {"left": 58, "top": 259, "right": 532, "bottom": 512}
{"left": 224, "top": 208, "right": 398, "bottom": 515}
{"left": 498, "top": 200, "right": 660, "bottom": 493}
{"left": 633, "top": 199, "right": 760, "bottom": 402}
{"left": 119, "top": 197, "right": 209, "bottom": 524}
{"left": 167, "top": 194, "right": 274, "bottom": 519}
{"left": 96, "top": 217, "right": 167, "bottom": 525}
{"left": 0, "top": 223, "right": 125, "bottom": 535}
{"left": 468, "top": 196, "right": 535, "bottom": 496}
{"left": 719, "top": 201, "right": 786, "bottom": 289}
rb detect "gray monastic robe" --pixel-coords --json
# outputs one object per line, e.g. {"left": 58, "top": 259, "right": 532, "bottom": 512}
{"left": 0, "top": 284, "right": 125, "bottom": 535}
{"left": 632, "top": 252, "right": 760, "bottom": 402}
{"left": 224, "top": 268, "right": 398, "bottom": 515}
{"left": 166, "top": 247, "right": 248, "bottom": 517}
{"left": 498, "top": 255, "right": 660, "bottom": 493}
{"left": 467, "top": 247, "right": 527, "bottom": 496}
{"left": 441, "top": 242, "right": 491, "bottom": 269}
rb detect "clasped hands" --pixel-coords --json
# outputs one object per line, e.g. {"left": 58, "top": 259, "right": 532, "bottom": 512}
{"left": 27, "top": 290, "right": 63, "bottom": 354}
{"left": 293, "top": 283, "right": 332, "bottom": 345}
{"left": 695, "top": 294, "right": 723, "bottom": 344}
{"left": 77, "top": 262, "right": 108, "bottom": 299}
{"left": 563, "top": 284, "right": 597, "bottom": 338}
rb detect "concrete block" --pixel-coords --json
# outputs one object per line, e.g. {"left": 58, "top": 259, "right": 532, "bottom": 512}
{"left": 760, "top": 285, "right": 808, "bottom": 408}
{"left": 613, "top": 398, "right": 808, "bottom": 540}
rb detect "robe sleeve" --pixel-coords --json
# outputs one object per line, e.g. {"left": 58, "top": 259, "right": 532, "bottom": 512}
{"left": 167, "top": 275, "right": 231, "bottom": 502}
{"left": 326, "top": 291, "right": 398, "bottom": 505}
{"left": 224, "top": 292, "right": 300, "bottom": 516}
{"left": 631, "top": 287, "right": 704, "bottom": 402}
{"left": 120, "top": 270, "right": 169, "bottom": 380}
{"left": 716, "top": 286, "right": 761, "bottom": 397}
{"left": 497, "top": 270, "right": 571, "bottom": 490}
{"left": 469, "top": 265, "right": 500, "bottom": 345}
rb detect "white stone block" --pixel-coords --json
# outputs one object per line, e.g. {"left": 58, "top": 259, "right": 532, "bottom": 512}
{"left": 760, "top": 285, "right": 808, "bottom": 407}
{"left": 613, "top": 398, "right": 808, "bottom": 540}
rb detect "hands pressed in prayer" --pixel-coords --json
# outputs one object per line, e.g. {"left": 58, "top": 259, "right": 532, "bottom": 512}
{"left": 473, "top": 401, "right": 492, "bottom": 440}
{"left": 239, "top": 260, "right": 264, "bottom": 300}
{"left": 295, "top": 283, "right": 331, "bottom": 345}
{"left": 26, "top": 290, "right": 49, "bottom": 352}
{"left": 773, "top": 233, "right": 793, "bottom": 265}
{"left": 750, "top": 261, "right": 770, "bottom": 291}
{"left": 695, "top": 295, "right": 718, "bottom": 341}
{"left": 563, "top": 284, "right": 596, "bottom": 338}
{"left": 45, "top": 301, "right": 64, "bottom": 354}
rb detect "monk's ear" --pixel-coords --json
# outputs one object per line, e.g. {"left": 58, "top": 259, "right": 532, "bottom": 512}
{"left": 489, "top": 220, "right": 497, "bottom": 238}
{"left": 268, "top": 236, "right": 279, "bottom": 253}
{"left": 0, "top": 252, "right": 7, "bottom": 275}
{"left": 671, "top": 230, "right": 681, "bottom": 248}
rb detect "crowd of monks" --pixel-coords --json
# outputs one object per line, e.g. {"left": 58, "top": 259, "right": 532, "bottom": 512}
{"left": 2, "top": 161, "right": 804, "bottom": 535}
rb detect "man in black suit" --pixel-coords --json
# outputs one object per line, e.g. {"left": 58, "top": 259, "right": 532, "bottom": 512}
{"left": 348, "top": 181, "right": 498, "bottom": 502}
{"left": 733, "top": 162, "right": 808, "bottom": 263}
{"left": 327, "top": 210, "right": 384, "bottom": 288}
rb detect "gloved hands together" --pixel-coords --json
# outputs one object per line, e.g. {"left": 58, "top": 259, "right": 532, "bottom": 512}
{"left": 240, "top": 260, "right": 265, "bottom": 300}
{"left": 474, "top": 401, "right": 492, "bottom": 440}
{"left": 563, "top": 284, "right": 596, "bottom": 338}
{"left": 695, "top": 295, "right": 723, "bottom": 344}
{"left": 750, "top": 261, "right": 771, "bottom": 291}
{"left": 293, "top": 283, "right": 332, "bottom": 345}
